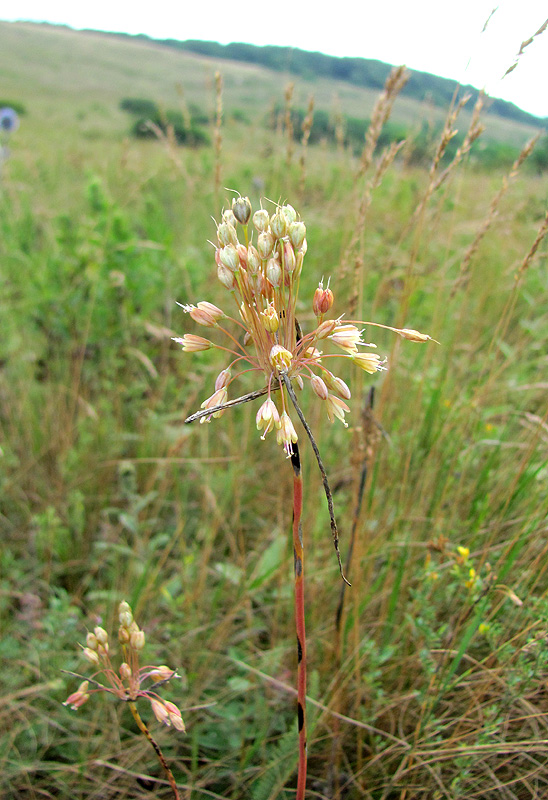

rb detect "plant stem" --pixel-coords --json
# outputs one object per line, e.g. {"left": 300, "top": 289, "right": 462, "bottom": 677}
{"left": 282, "top": 373, "right": 350, "bottom": 586}
{"left": 128, "top": 701, "right": 181, "bottom": 800}
{"left": 290, "top": 442, "right": 307, "bottom": 800}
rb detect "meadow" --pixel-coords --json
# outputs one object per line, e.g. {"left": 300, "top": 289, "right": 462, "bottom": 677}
{"left": 2, "top": 21, "right": 548, "bottom": 800}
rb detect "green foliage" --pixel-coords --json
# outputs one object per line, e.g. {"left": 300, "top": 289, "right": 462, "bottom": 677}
{"left": 119, "top": 98, "right": 210, "bottom": 146}
{"left": 0, "top": 98, "right": 26, "bottom": 114}
{"left": 119, "top": 96, "right": 159, "bottom": 116}
{"left": 131, "top": 112, "right": 210, "bottom": 146}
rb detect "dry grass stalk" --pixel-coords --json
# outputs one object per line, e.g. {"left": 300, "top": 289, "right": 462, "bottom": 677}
{"left": 347, "top": 256, "right": 363, "bottom": 319}
{"left": 342, "top": 139, "right": 406, "bottom": 284}
{"left": 503, "top": 17, "right": 548, "bottom": 77}
{"left": 515, "top": 210, "right": 548, "bottom": 283}
{"left": 429, "top": 91, "right": 485, "bottom": 195}
{"left": 332, "top": 94, "right": 346, "bottom": 155}
{"left": 451, "top": 133, "right": 540, "bottom": 296}
{"left": 356, "top": 65, "right": 408, "bottom": 182}
{"left": 141, "top": 119, "right": 186, "bottom": 177}
{"left": 284, "top": 82, "right": 295, "bottom": 167}
{"left": 213, "top": 71, "right": 223, "bottom": 202}
{"left": 175, "top": 81, "right": 192, "bottom": 133}
{"left": 393, "top": 91, "right": 473, "bottom": 283}
{"left": 299, "top": 94, "right": 315, "bottom": 197}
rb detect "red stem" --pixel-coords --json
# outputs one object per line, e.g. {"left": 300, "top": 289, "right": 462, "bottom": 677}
{"left": 291, "top": 443, "right": 307, "bottom": 799}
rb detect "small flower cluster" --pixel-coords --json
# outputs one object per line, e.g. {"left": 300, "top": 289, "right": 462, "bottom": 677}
{"left": 0, "top": 106, "right": 19, "bottom": 135}
{"left": 64, "top": 601, "right": 185, "bottom": 732}
{"left": 174, "top": 195, "right": 434, "bottom": 456}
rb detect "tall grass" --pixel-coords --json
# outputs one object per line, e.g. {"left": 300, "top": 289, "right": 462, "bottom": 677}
{"left": 1, "top": 28, "right": 548, "bottom": 800}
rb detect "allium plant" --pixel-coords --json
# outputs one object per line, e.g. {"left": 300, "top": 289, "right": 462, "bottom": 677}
{"left": 177, "top": 195, "right": 434, "bottom": 798}
{"left": 64, "top": 601, "right": 184, "bottom": 800}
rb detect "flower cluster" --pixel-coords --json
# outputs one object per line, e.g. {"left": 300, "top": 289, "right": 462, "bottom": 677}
{"left": 0, "top": 107, "right": 19, "bottom": 135}
{"left": 64, "top": 601, "right": 185, "bottom": 732}
{"left": 174, "top": 196, "right": 434, "bottom": 456}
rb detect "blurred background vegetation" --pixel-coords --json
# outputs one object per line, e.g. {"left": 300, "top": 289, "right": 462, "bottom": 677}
{"left": 1, "top": 20, "right": 548, "bottom": 800}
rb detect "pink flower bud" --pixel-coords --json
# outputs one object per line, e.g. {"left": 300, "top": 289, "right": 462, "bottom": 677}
{"left": 118, "top": 625, "right": 131, "bottom": 644}
{"left": 253, "top": 209, "right": 270, "bottom": 232}
{"left": 315, "top": 319, "right": 338, "bottom": 339}
{"left": 83, "top": 647, "right": 100, "bottom": 665}
{"left": 164, "top": 701, "right": 186, "bottom": 732}
{"left": 149, "top": 665, "right": 176, "bottom": 683}
{"left": 217, "top": 263, "right": 236, "bottom": 290}
{"left": 217, "top": 221, "right": 238, "bottom": 247}
{"left": 282, "top": 204, "right": 297, "bottom": 223}
{"left": 257, "top": 231, "right": 274, "bottom": 259}
{"left": 215, "top": 368, "right": 231, "bottom": 391}
{"left": 172, "top": 334, "right": 212, "bottom": 352}
{"left": 187, "top": 301, "right": 225, "bottom": 326}
{"left": 247, "top": 245, "right": 260, "bottom": 274}
{"left": 94, "top": 626, "right": 108, "bottom": 646}
{"left": 282, "top": 241, "right": 296, "bottom": 273}
{"left": 397, "top": 328, "right": 438, "bottom": 343}
{"left": 120, "top": 662, "right": 132, "bottom": 680}
{"left": 130, "top": 630, "right": 145, "bottom": 650}
{"left": 222, "top": 209, "right": 237, "bottom": 228}
{"left": 150, "top": 698, "right": 170, "bottom": 725}
{"left": 289, "top": 221, "right": 306, "bottom": 249}
{"left": 237, "top": 243, "right": 248, "bottom": 266}
{"left": 64, "top": 681, "right": 90, "bottom": 710}
{"left": 310, "top": 375, "right": 329, "bottom": 400}
{"left": 219, "top": 244, "right": 240, "bottom": 272}
{"left": 323, "top": 371, "right": 351, "bottom": 399}
{"left": 266, "top": 258, "right": 281, "bottom": 288}
{"left": 313, "top": 281, "right": 334, "bottom": 316}
{"left": 270, "top": 210, "right": 288, "bottom": 239}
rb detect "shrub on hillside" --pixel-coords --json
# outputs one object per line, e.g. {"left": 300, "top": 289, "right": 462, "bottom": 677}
{"left": 119, "top": 97, "right": 159, "bottom": 116}
{"left": 120, "top": 98, "right": 210, "bottom": 147}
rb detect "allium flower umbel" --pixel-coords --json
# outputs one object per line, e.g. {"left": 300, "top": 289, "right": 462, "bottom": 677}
{"left": 175, "top": 195, "right": 435, "bottom": 456}
{"left": 64, "top": 601, "right": 185, "bottom": 733}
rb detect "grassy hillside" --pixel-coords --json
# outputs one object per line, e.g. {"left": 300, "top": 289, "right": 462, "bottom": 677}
{"left": 0, "top": 21, "right": 544, "bottom": 149}
{"left": 2, "top": 18, "right": 548, "bottom": 800}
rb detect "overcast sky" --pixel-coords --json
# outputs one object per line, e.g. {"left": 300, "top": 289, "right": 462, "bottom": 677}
{"left": 3, "top": 1, "right": 548, "bottom": 118}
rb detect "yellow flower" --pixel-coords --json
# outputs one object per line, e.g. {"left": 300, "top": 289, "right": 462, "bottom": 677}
{"left": 329, "top": 324, "right": 363, "bottom": 354}
{"left": 277, "top": 411, "right": 298, "bottom": 457}
{"left": 352, "top": 352, "right": 386, "bottom": 374}
{"left": 465, "top": 567, "right": 477, "bottom": 589}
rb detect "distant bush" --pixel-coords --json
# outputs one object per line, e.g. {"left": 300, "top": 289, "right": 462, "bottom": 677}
{"left": 267, "top": 105, "right": 407, "bottom": 154}
{"left": 470, "top": 139, "right": 521, "bottom": 170}
{"left": 0, "top": 100, "right": 26, "bottom": 115}
{"left": 131, "top": 114, "right": 210, "bottom": 147}
{"left": 529, "top": 134, "right": 548, "bottom": 173}
{"left": 230, "top": 108, "right": 251, "bottom": 124}
{"left": 119, "top": 97, "right": 159, "bottom": 116}
{"left": 120, "top": 97, "right": 210, "bottom": 147}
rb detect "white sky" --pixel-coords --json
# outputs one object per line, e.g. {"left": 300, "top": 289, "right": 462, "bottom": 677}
{"left": 3, "top": 1, "right": 548, "bottom": 118}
